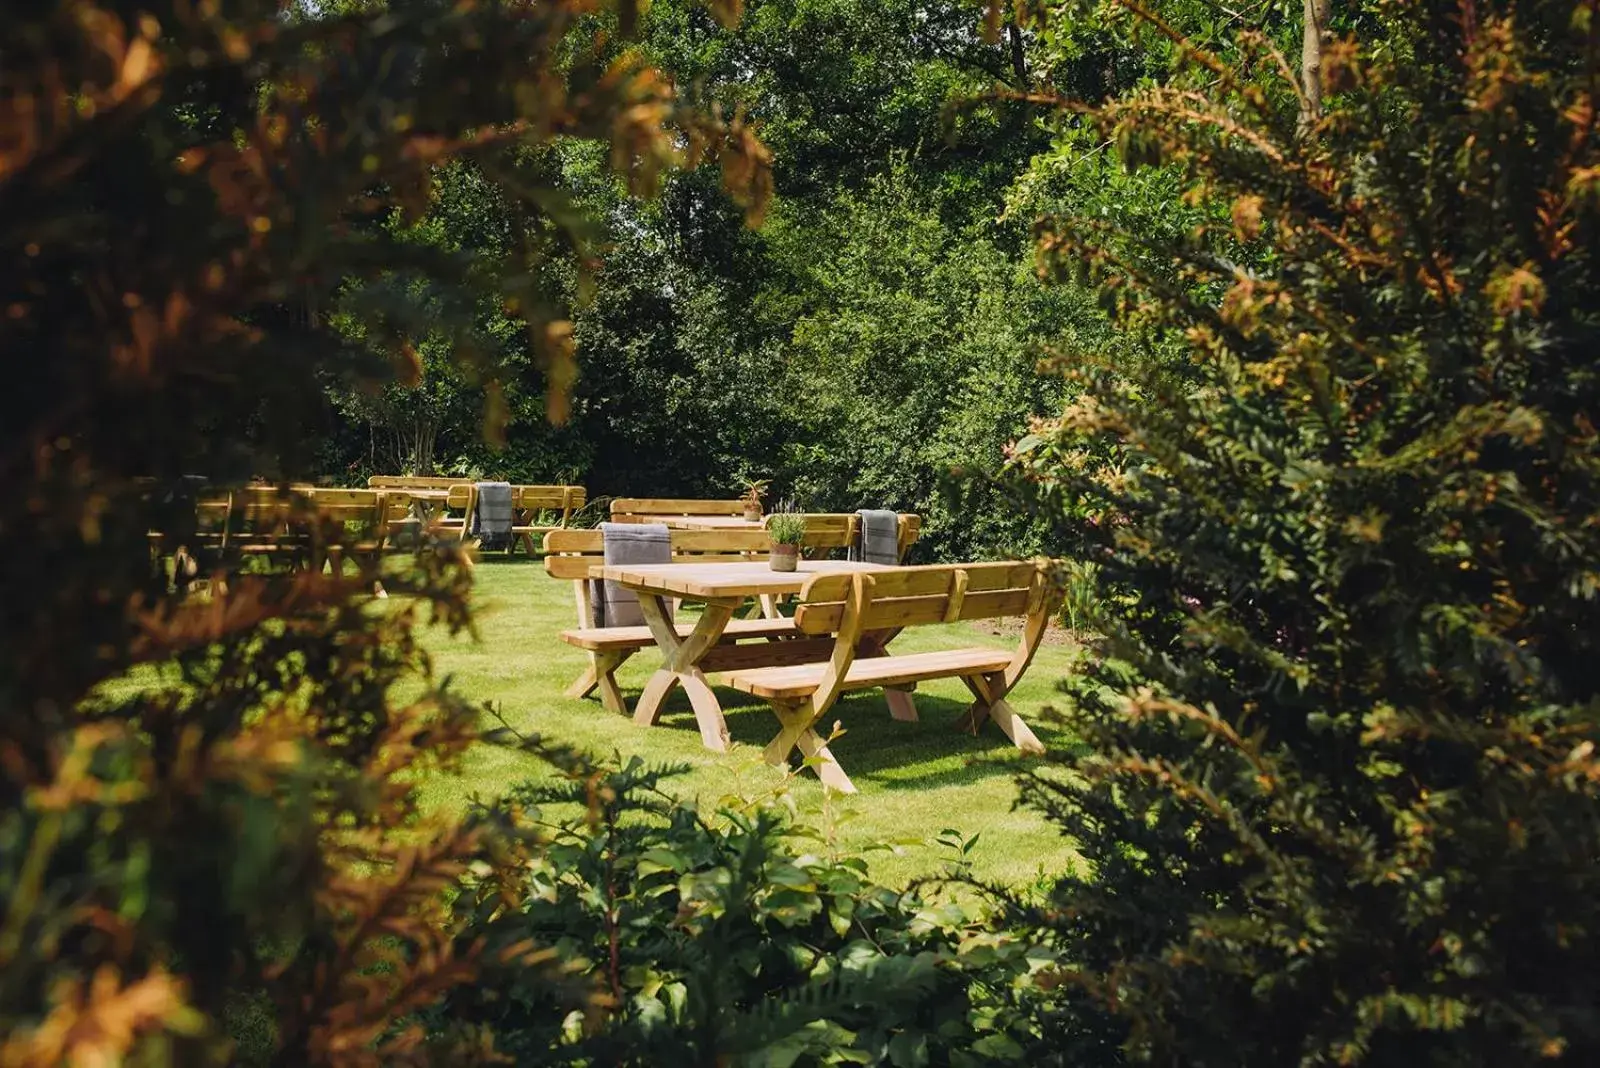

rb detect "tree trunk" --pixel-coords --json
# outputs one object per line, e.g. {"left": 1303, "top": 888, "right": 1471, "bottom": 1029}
{"left": 1007, "top": 22, "right": 1028, "bottom": 87}
{"left": 1300, "top": 0, "right": 1332, "bottom": 131}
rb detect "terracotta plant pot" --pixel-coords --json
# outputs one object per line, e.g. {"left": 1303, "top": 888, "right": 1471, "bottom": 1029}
{"left": 769, "top": 544, "right": 799, "bottom": 572}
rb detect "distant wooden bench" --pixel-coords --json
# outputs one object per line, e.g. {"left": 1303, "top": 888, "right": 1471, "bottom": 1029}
{"left": 505, "top": 485, "right": 586, "bottom": 554}
{"left": 610, "top": 498, "right": 750, "bottom": 525}
{"left": 723, "top": 561, "right": 1059, "bottom": 793}
{"left": 304, "top": 488, "right": 391, "bottom": 573}
{"left": 155, "top": 486, "right": 394, "bottom": 577}
{"left": 544, "top": 527, "right": 798, "bottom": 714}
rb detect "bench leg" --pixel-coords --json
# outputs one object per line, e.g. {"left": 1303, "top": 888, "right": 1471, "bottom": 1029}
{"left": 763, "top": 702, "right": 810, "bottom": 764}
{"left": 764, "top": 703, "right": 856, "bottom": 793}
{"left": 566, "top": 660, "right": 601, "bottom": 700}
{"left": 884, "top": 687, "right": 919, "bottom": 722}
{"left": 961, "top": 672, "right": 1044, "bottom": 754}
{"left": 567, "top": 650, "right": 632, "bottom": 712}
{"left": 682, "top": 670, "right": 731, "bottom": 751}
{"left": 595, "top": 656, "right": 629, "bottom": 717}
{"left": 794, "top": 729, "right": 855, "bottom": 793}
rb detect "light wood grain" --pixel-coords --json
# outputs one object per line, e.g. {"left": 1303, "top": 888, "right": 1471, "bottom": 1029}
{"left": 660, "top": 515, "right": 767, "bottom": 530}
{"left": 610, "top": 497, "right": 747, "bottom": 517}
{"left": 559, "top": 616, "right": 796, "bottom": 652}
{"left": 599, "top": 559, "right": 884, "bottom": 600}
{"left": 726, "top": 647, "right": 1015, "bottom": 700}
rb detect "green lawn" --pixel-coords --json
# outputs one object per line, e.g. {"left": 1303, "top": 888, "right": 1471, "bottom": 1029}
{"left": 419, "top": 557, "right": 1083, "bottom": 888}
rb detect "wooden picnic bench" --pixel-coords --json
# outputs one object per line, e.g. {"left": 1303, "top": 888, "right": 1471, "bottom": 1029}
{"left": 722, "top": 561, "right": 1060, "bottom": 793}
{"left": 610, "top": 498, "right": 751, "bottom": 525}
{"left": 372, "top": 480, "right": 585, "bottom": 553}
{"left": 544, "top": 528, "right": 798, "bottom": 718}
{"left": 592, "top": 560, "right": 892, "bottom": 751}
{"left": 510, "top": 485, "right": 586, "bottom": 552}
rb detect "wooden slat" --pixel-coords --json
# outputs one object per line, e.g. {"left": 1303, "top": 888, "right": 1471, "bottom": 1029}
{"left": 784, "top": 514, "right": 855, "bottom": 549}
{"left": 957, "top": 587, "right": 1033, "bottom": 620}
{"left": 669, "top": 529, "right": 771, "bottom": 551}
{"left": 545, "top": 556, "right": 599, "bottom": 580}
{"left": 726, "top": 647, "right": 1014, "bottom": 700}
{"left": 696, "top": 637, "right": 839, "bottom": 673}
{"left": 559, "top": 615, "right": 797, "bottom": 651}
{"left": 611, "top": 498, "right": 746, "bottom": 517}
{"left": 515, "top": 485, "right": 586, "bottom": 509}
{"left": 960, "top": 561, "right": 1038, "bottom": 592}
{"left": 601, "top": 560, "right": 884, "bottom": 600}
{"left": 543, "top": 528, "right": 775, "bottom": 580}
{"left": 807, "top": 587, "right": 1036, "bottom": 633}
{"left": 544, "top": 529, "right": 603, "bottom": 552}
{"left": 367, "top": 475, "right": 465, "bottom": 489}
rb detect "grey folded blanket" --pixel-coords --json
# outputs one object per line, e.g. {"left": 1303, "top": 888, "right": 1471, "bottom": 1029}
{"left": 592, "top": 522, "right": 672, "bottom": 628}
{"left": 471, "top": 482, "right": 513, "bottom": 548}
{"left": 850, "top": 509, "right": 900, "bottom": 565}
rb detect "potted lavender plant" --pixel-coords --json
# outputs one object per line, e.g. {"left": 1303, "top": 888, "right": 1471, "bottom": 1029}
{"left": 765, "top": 507, "right": 805, "bottom": 572}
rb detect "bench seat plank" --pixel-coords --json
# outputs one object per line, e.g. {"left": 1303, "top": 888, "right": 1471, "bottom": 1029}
{"left": 560, "top": 615, "right": 797, "bottom": 652}
{"left": 725, "top": 646, "right": 1013, "bottom": 700}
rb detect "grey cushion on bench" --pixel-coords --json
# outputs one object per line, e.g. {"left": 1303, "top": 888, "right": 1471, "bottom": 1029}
{"left": 850, "top": 509, "right": 900, "bottom": 564}
{"left": 591, "top": 522, "right": 671, "bottom": 627}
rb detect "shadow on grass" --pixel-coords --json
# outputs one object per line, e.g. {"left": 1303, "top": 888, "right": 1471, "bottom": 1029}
{"left": 635, "top": 683, "right": 1072, "bottom": 791}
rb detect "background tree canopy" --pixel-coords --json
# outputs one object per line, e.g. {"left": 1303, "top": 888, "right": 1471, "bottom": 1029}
{"left": 310, "top": 0, "right": 1133, "bottom": 559}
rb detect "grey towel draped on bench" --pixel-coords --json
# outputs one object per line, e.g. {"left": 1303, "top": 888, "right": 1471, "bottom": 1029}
{"left": 849, "top": 509, "right": 900, "bottom": 565}
{"left": 471, "top": 481, "right": 513, "bottom": 549}
{"left": 591, "top": 522, "right": 672, "bottom": 627}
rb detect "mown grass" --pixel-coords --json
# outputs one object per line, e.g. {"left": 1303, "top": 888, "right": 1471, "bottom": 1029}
{"left": 417, "top": 557, "right": 1084, "bottom": 888}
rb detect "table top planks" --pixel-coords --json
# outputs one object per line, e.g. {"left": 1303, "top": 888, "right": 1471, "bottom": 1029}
{"left": 600, "top": 559, "right": 884, "bottom": 600}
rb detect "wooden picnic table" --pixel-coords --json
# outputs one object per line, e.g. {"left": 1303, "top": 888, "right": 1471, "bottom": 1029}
{"left": 599, "top": 559, "right": 896, "bottom": 751}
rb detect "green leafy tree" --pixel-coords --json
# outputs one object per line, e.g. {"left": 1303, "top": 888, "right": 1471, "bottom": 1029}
{"left": 0, "top": 0, "right": 765, "bottom": 1063}
{"left": 1003, "top": 0, "right": 1600, "bottom": 1062}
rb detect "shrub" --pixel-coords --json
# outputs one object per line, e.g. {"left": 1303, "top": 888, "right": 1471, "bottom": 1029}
{"left": 1005, "top": 0, "right": 1600, "bottom": 1062}
{"left": 0, "top": 0, "right": 766, "bottom": 1063}
{"left": 436, "top": 745, "right": 1047, "bottom": 1065}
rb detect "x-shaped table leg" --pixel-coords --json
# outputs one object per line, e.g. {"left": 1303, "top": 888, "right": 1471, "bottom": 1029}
{"left": 763, "top": 701, "right": 856, "bottom": 793}
{"left": 633, "top": 593, "right": 739, "bottom": 751}
{"left": 960, "top": 671, "right": 1044, "bottom": 754}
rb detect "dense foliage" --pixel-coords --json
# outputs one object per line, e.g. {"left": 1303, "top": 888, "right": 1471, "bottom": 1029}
{"left": 1006, "top": 0, "right": 1600, "bottom": 1061}
{"left": 0, "top": 0, "right": 765, "bottom": 1062}
{"left": 434, "top": 747, "right": 1048, "bottom": 1065}
{"left": 11, "top": 0, "right": 1600, "bottom": 1063}
{"left": 316, "top": 0, "right": 1115, "bottom": 559}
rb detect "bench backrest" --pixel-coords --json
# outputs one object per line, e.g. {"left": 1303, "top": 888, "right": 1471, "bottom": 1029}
{"left": 772, "top": 513, "right": 921, "bottom": 561}
{"left": 610, "top": 498, "right": 747, "bottom": 522}
{"left": 544, "top": 527, "right": 773, "bottom": 625}
{"left": 786, "top": 562, "right": 1059, "bottom": 720}
{"left": 542, "top": 528, "right": 772, "bottom": 581}
{"left": 367, "top": 475, "right": 465, "bottom": 490}
{"left": 792, "top": 562, "right": 1047, "bottom": 635}
{"left": 307, "top": 488, "right": 383, "bottom": 517}
{"left": 515, "top": 485, "right": 586, "bottom": 526}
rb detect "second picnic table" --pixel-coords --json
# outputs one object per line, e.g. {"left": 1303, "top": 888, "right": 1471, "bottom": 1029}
{"left": 598, "top": 559, "right": 900, "bottom": 750}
